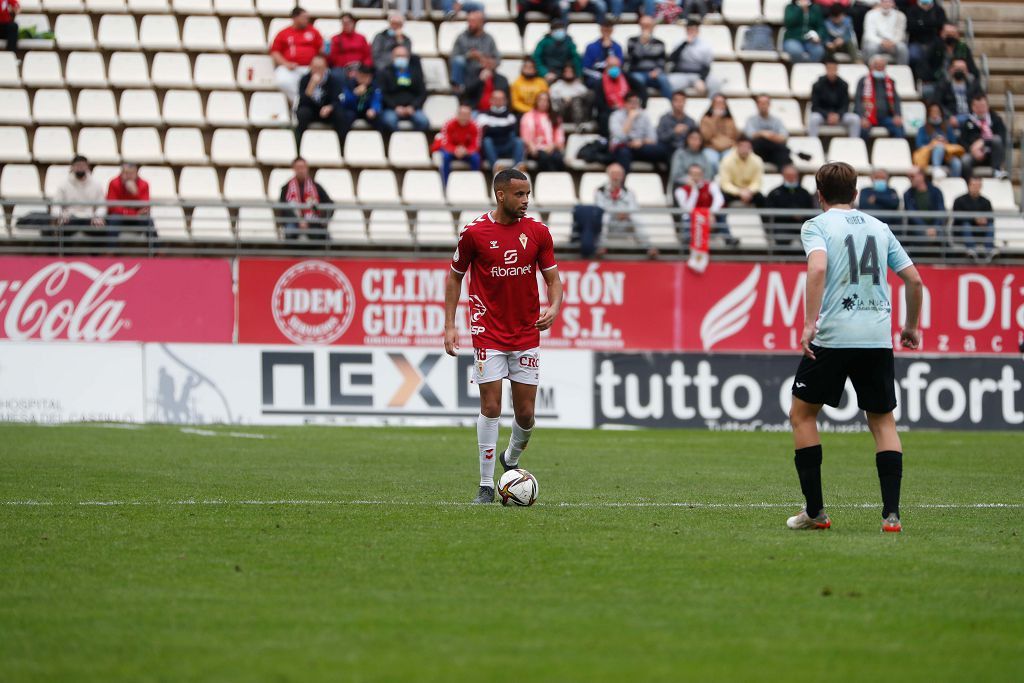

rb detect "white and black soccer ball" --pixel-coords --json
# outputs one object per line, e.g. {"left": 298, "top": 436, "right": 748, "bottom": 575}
{"left": 497, "top": 468, "right": 538, "bottom": 507}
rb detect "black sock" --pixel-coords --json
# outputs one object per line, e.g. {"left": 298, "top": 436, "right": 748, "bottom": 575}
{"left": 876, "top": 451, "right": 903, "bottom": 518}
{"left": 794, "top": 445, "right": 824, "bottom": 518}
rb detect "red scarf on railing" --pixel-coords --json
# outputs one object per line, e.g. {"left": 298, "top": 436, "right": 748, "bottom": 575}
{"left": 861, "top": 74, "right": 896, "bottom": 126}
{"left": 285, "top": 176, "right": 318, "bottom": 218}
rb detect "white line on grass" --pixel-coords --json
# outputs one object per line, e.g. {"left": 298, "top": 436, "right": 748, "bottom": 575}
{"left": 2, "top": 500, "right": 1022, "bottom": 509}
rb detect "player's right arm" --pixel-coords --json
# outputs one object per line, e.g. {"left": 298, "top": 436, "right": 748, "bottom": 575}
{"left": 445, "top": 227, "right": 475, "bottom": 356}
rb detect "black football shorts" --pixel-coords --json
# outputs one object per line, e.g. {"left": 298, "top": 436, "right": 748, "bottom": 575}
{"left": 792, "top": 345, "right": 897, "bottom": 414}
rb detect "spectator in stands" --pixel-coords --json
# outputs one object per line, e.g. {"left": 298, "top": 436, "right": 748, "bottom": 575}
{"left": 277, "top": 157, "right": 332, "bottom": 241}
{"left": 449, "top": 10, "right": 500, "bottom": 93}
{"left": 700, "top": 93, "right": 739, "bottom": 165}
{"left": 765, "top": 163, "right": 815, "bottom": 247}
{"left": 914, "top": 101, "right": 963, "bottom": 179}
{"left": 534, "top": 19, "right": 582, "bottom": 84}
{"left": 744, "top": 95, "right": 791, "bottom": 169}
{"left": 520, "top": 92, "right": 566, "bottom": 172}
{"left": 717, "top": 137, "right": 765, "bottom": 207}
{"left": 783, "top": 0, "right": 827, "bottom": 63}
{"left": 673, "top": 161, "right": 724, "bottom": 212}
{"left": 657, "top": 91, "right": 699, "bottom": 155}
{"left": 609, "top": 92, "right": 664, "bottom": 173}
{"left": 571, "top": 0, "right": 610, "bottom": 23}
{"left": 328, "top": 13, "right": 372, "bottom": 81}
{"left": 858, "top": 168, "right": 901, "bottom": 225}
{"left": 626, "top": 15, "right": 672, "bottom": 102}
{"left": 105, "top": 163, "right": 154, "bottom": 238}
{"left": 611, "top": 0, "right": 656, "bottom": 18}
{"left": 582, "top": 20, "right": 622, "bottom": 88}
{"left": 477, "top": 90, "right": 525, "bottom": 171}
{"left": 270, "top": 7, "right": 325, "bottom": 104}
{"left": 906, "top": 0, "right": 946, "bottom": 81}
{"left": 902, "top": 168, "right": 945, "bottom": 243}
{"left": 669, "top": 129, "right": 716, "bottom": 189}
{"left": 511, "top": 58, "right": 549, "bottom": 115}
{"left": 862, "top": 0, "right": 908, "bottom": 65}
{"left": 436, "top": 103, "right": 481, "bottom": 186}
{"left": 54, "top": 156, "right": 106, "bottom": 237}
{"left": 808, "top": 59, "right": 861, "bottom": 138}
{"left": 665, "top": 21, "right": 717, "bottom": 96}
{"left": 339, "top": 64, "right": 384, "bottom": 132}
{"left": 1, "top": 0, "right": 18, "bottom": 53}
{"left": 372, "top": 12, "right": 413, "bottom": 68}
{"left": 928, "top": 22, "right": 978, "bottom": 84}
{"left": 594, "top": 163, "right": 657, "bottom": 258}
{"left": 396, "top": 0, "right": 426, "bottom": 20}
{"left": 855, "top": 55, "right": 905, "bottom": 139}
{"left": 823, "top": 4, "right": 858, "bottom": 62}
{"left": 295, "top": 55, "right": 351, "bottom": 149}
{"left": 463, "top": 55, "right": 510, "bottom": 113}
{"left": 548, "top": 63, "right": 593, "bottom": 125}
{"left": 517, "top": 0, "right": 563, "bottom": 34}
{"left": 379, "top": 45, "right": 429, "bottom": 133}
{"left": 953, "top": 176, "right": 996, "bottom": 262}
{"left": 595, "top": 55, "right": 630, "bottom": 137}
{"left": 936, "top": 59, "right": 982, "bottom": 127}
{"left": 960, "top": 94, "right": 1008, "bottom": 179}
{"left": 436, "top": 1, "right": 485, "bottom": 21}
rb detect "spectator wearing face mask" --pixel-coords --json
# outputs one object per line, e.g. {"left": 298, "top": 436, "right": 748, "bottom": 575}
{"left": 582, "top": 20, "right": 623, "bottom": 88}
{"left": 379, "top": 45, "right": 429, "bottom": 133}
{"left": 548, "top": 63, "right": 593, "bottom": 125}
{"left": 928, "top": 23, "right": 978, "bottom": 84}
{"left": 372, "top": 12, "right": 413, "bottom": 68}
{"left": 449, "top": 10, "right": 500, "bottom": 92}
{"left": 476, "top": 90, "right": 525, "bottom": 171}
{"left": 510, "top": 58, "right": 549, "bottom": 115}
{"left": 936, "top": 59, "right": 982, "bottom": 127}
{"left": 903, "top": 168, "right": 945, "bottom": 246}
{"left": 914, "top": 101, "right": 963, "bottom": 179}
{"left": 435, "top": 104, "right": 481, "bottom": 186}
{"left": 905, "top": 0, "right": 946, "bottom": 81}
{"left": 594, "top": 55, "right": 630, "bottom": 138}
{"left": 859, "top": 169, "right": 901, "bottom": 226}
{"left": 533, "top": 19, "right": 582, "bottom": 84}
{"left": 960, "top": 94, "right": 1008, "bottom": 179}
{"left": 953, "top": 176, "right": 997, "bottom": 262}
{"left": 854, "top": 55, "right": 904, "bottom": 140}
{"left": 765, "top": 163, "right": 815, "bottom": 247}
{"left": 783, "top": 0, "right": 827, "bottom": 63}
{"left": 862, "top": 0, "right": 908, "bottom": 65}
{"left": 462, "top": 55, "right": 510, "bottom": 113}
{"left": 54, "top": 156, "right": 106, "bottom": 237}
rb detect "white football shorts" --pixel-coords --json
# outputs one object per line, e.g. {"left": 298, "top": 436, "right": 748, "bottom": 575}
{"left": 472, "top": 348, "right": 540, "bottom": 385}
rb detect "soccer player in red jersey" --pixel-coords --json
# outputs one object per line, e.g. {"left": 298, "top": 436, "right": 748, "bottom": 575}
{"left": 443, "top": 169, "right": 564, "bottom": 504}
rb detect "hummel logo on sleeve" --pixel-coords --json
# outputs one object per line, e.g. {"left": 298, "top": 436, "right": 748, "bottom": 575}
{"left": 795, "top": 382, "right": 807, "bottom": 388}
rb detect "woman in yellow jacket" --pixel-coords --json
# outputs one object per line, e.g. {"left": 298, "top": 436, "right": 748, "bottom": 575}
{"left": 510, "top": 58, "right": 549, "bottom": 115}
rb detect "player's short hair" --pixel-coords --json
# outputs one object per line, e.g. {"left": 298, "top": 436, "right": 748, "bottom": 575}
{"left": 493, "top": 168, "right": 529, "bottom": 195}
{"left": 291, "top": 6, "right": 307, "bottom": 17}
{"left": 815, "top": 161, "right": 858, "bottom": 205}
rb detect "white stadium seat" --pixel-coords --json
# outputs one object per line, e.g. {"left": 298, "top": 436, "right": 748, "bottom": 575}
{"left": 122, "top": 128, "right": 165, "bottom": 164}
{"left": 55, "top": 15, "right": 96, "bottom": 50}
{"left": 226, "top": 17, "right": 267, "bottom": 52}
{"left": 44, "top": 0, "right": 83, "bottom": 10}
{"left": 827, "top": 137, "right": 871, "bottom": 174}
{"left": 313, "top": 18, "right": 341, "bottom": 39}
{"left": 139, "top": 15, "right": 182, "bottom": 51}
{"left": 436, "top": 21, "right": 465, "bottom": 56}
{"left": 329, "top": 209, "right": 368, "bottom": 243}
{"left": 723, "top": 0, "right": 763, "bottom": 23}
{"left": 415, "top": 210, "right": 456, "bottom": 245}
{"left": 748, "top": 62, "right": 791, "bottom": 97}
{"left": 772, "top": 98, "right": 806, "bottom": 134}
{"left": 152, "top": 53, "right": 194, "bottom": 89}
{"left": 130, "top": 0, "right": 170, "bottom": 10}
{"left": 344, "top": 131, "right": 387, "bottom": 167}
{"left": 445, "top": 171, "right": 488, "bottom": 205}
{"left": 183, "top": 16, "right": 225, "bottom": 51}
{"left": 190, "top": 206, "right": 234, "bottom": 239}
{"left": 89, "top": 165, "right": 121, "bottom": 192}
{"left": 532, "top": 172, "right": 577, "bottom": 208}
{"left": 388, "top": 132, "right": 432, "bottom": 169}
{"left": 248, "top": 91, "right": 291, "bottom": 126}
{"left": 521, "top": 23, "right": 547, "bottom": 55}
{"left": 152, "top": 205, "right": 190, "bottom": 239}
{"left": 727, "top": 212, "right": 769, "bottom": 249}
{"left": 763, "top": 0, "right": 788, "bottom": 23}
{"left": 108, "top": 52, "right": 152, "bottom": 88}
{"left": 256, "top": 0, "right": 293, "bottom": 15}
{"left": 77, "top": 128, "right": 121, "bottom": 164}
{"left": 625, "top": 173, "right": 668, "bottom": 207}
{"left": 44, "top": 165, "right": 71, "bottom": 197}
{"left": 709, "top": 62, "right": 749, "bottom": 97}
{"left": 700, "top": 24, "right": 736, "bottom": 60}
{"left": 1, "top": 165, "right": 43, "bottom": 198}
{"left": 902, "top": 100, "right": 926, "bottom": 137}
{"left": 487, "top": 22, "right": 524, "bottom": 57}
{"left": 935, "top": 177, "right": 966, "bottom": 207}
{"left": 21, "top": 52, "right": 63, "bottom": 87}
{"left": 255, "top": 129, "right": 297, "bottom": 166}
{"left": 481, "top": 0, "right": 510, "bottom": 19}
{"left": 164, "top": 128, "right": 210, "bottom": 165}
{"left": 734, "top": 25, "right": 776, "bottom": 61}
{"left": 237, "top": 207, "right": 278, "bottom": 240}
{"left": 404, "top": 21, "right": 438, "bottom": 57}
{"left": 266, "top": 167, "right": 294, "bottom": 199}
{"left": 578, "top": 171, "right": 606, "bottom": 202}
{"left": 789, "top": 63, "right": 825, "bottom": 99}
{"left": 216, "top": 0, "right": 257, "bottom": 15}
{"left": 368, "top": 209, "right": 413, "bottom": 245}
{"left": 211, "top": 128, "right": 255, "bottom": 166}
{"left": 787, "top": 136, "right": 825, "bottom": 173}
{"left": 163, "top": 90, "right": 206, "bottom": 126}
{"left": 267, "top": 18, "right": 292, "bottom": 40}
{"left": 838, "top": 64, "right": 868, "bottom": 97}
{"left": 0, "top": 53, "right": 20, "bottom": 87}
{"left": 89, "top": 0, "right": 128, "bottom": 8}
{"left": 0, "top": 127, "right": 32, "bottom": 163}
{"left": 179, "top": 166, "right": 222, "bottom": 200}
{"left": 888, "top": 64, "right": 918, "bottom": 100}
{"left": 356, "top": 169, "right": 401, "bottom": 205}
{"left": 194, "top": 53, "right": 237, "bottom": 89}
{"left": 566, "top": 23, "right": 600, "bottom": 51}
{"left": 644, "top": 97, "right": 671, "bottom": 124}
{"left": 65, "top": 52, "right": 107, "bottom": 88}
{"left": 496, "top": 58, "right": 522, "bottom": 84}
{"left": 223, "top": 168, "right": 267, "bottom": 201}
{"left": 32, "top": 89, "right": 76, "bottom": 125}
{"left": 314, "top": 169, "right": 356, "bottom": 203}
{"left": 98, "top": 15, "right": 139, "bottom": 51}
{"left": 238, "top": 54, "right": 277, "bottom": 90}
{"left": 981, "top": 179, "right": 1018, "bottom": 211}
{"left": 174, "top": 0, "right": 213, "bottom": 13}
{"left": 424, "top": 95, "right": 458, "bottom": 130}
{"left": 401, "top": 170, "right": 446, "bottom": 205}
{"left": 120, "top": 89, "right": 163, "bottom": 125}
{"left": 206, "top": 90, "right": 249, "bottom": 126}
{"left": 299, "top": 130, "right": 343, "bottom": 167}
{"left": 139, "top": 166, "right": 177, "bottom": 198}
{"left": 77, "top": 89, "right": 120, "bottom": 126}
{"left": 421, "top": 57, "right": 450, "bottom": 93}
{"left": 871, "top": 137, "right": 914, "bottom": 176}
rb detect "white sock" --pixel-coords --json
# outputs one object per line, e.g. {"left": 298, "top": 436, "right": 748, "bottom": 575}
{"left": 505, "top": 420, "right": 533, "bottom": 467}
{"left": 477, "top": 414, "right": 499, "bottom": 488}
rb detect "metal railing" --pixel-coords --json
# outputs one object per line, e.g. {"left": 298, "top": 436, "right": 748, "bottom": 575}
{"left": 2, "top": 199, "right": 1022, "bottom": 264}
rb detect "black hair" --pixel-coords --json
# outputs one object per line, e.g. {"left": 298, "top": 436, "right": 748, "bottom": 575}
{"left": 71, "top": 154, "right": 88, "bottom": 164}
{"left": 291, "top": 6, "right": 307, "bottom": 17}
{"left": 493, "top": 168, "right": 529, "bottom": 194}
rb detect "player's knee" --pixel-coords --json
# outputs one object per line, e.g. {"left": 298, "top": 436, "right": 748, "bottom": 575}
{"left": 789, "top": 403, "right": 812, "bottom": 429}
{"left": 514, "top": 405, "right": 535, "bottom": 427}
{"left": 480, "top": 400, "right": 502, "bottom": 419}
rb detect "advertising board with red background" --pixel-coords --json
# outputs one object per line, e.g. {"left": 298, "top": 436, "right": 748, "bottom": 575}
{"left": 0, "top": 257, "right": 234, "bottom": 343}
{"left": 237, "top": 258, "right": 1024, "bottom": 354}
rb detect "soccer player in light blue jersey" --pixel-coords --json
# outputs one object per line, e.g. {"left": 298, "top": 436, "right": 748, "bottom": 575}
{"left": 787, "top": 161, "right": 924, "bottom": 534}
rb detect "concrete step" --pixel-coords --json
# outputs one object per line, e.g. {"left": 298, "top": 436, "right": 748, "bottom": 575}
{"left": 972, "top": 37, "right": 1024, "bottom": 58}
{"left": 986, "top": 74, "right": 1024, "bottom": 95}
{"left": 967, "top": 21, "right": 1024, "bottom": 37}
{"left": 959, "top": 2, "right": 1024, "bottom": 23}
{"left": 985, "top": 57, "right": 1024, "bottom": 74}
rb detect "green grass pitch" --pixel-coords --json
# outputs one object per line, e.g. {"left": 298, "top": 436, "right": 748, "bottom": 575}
{"left": 1, "top": 424, "right": 1022, "bottom": 682}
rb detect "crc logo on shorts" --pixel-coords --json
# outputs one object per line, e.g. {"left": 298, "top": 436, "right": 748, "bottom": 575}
{"left": 519, "top": 355, "right": 539, "bottom": 369}
{"left": 271, "top": 260, "right": 356, "bottom": 345}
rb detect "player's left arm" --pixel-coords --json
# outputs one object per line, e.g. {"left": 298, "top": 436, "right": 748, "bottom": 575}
{"left": 535, "top": 227, "right": 562, "bottom": 331}
{"left": 801, "top": 250, "right": 827, "bottom": 360}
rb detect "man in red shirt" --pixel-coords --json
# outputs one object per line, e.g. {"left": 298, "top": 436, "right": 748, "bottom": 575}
{"left": 327, "top": 13, "right": 371, "bottom": 81}
{"left": 444, "top": 169, "right": 564, "bottom": 504}
{"left": 106, "top": 163, "right": 155, "bottom": 239}
{"left": 271, "top": 6, "right": 325, "bottom": 104}
{"left": 1, "top": 0, "right": 18, "bottom": 53}
{"left": 435, "top": 104, "right": 481, "bottom": 187}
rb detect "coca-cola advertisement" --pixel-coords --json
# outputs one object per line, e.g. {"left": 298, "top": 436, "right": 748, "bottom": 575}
{"left": 237, "top": 258, "right": 676, "bottom": 350}
{"left": 0, "top": 257, "right": 234, "bottom": 343}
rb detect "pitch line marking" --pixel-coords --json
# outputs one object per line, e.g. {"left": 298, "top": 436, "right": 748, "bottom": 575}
{"left": 2, "top": 500, "right": 1022, "bottom": 509}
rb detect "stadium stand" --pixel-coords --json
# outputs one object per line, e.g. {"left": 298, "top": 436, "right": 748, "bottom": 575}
{"left": 0, "top": 0, "right": 1020, "bottom": 260}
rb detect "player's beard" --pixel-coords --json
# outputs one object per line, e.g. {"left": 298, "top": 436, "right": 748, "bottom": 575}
{"left": 507, "top": 201, "right": 527, "bottom": 219}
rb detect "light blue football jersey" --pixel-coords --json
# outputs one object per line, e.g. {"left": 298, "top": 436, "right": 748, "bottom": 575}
{"left": 800, "top": 208, "right": 913, "bottom": 349}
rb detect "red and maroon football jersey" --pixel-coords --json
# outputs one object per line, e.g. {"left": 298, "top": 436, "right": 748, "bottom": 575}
{"left": 451, "top": 211, "right": 557, "bottom": 351}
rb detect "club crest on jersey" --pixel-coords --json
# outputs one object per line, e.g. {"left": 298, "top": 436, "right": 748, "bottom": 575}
{"left": 519, "top": 233, "right": 528, "bottom": 249}
{"left": 490, "top": 240, "right": 499, "bottom": 249}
